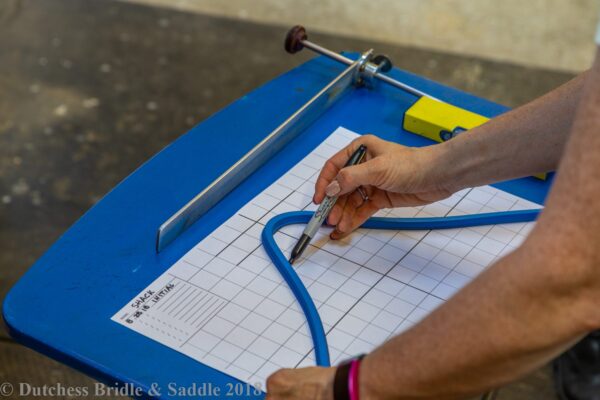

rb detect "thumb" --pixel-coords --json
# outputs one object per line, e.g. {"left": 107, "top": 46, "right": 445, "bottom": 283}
{"left": 325, "top": 160, "right": 378, "bottom": 197}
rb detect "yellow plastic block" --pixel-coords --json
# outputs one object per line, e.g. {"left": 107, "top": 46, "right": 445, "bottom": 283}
{"left": 403, "top": 96, "right": 546, "bottom": 180}
{"left": 403, "top": 96, "right": 489, "bottom": 142}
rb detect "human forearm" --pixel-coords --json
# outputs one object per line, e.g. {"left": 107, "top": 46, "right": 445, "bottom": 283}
{"left": 360, "top": 242, "right": 596, "bottom": 400}
{"left": 360, "top": 56, "right": 600, "bottom": 400}
{"left": 266, "top": 52, "right": 600, "bottom": 400}
{"left": 427, "top": 72, "right": 586, "bottom": 193}
{"left": 312, "top": 75, "right": 585, "bottom": 234}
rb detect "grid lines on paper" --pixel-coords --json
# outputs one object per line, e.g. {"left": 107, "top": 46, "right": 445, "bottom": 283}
{"left": 113, "top": 127, "right": 540, "bottom": 389}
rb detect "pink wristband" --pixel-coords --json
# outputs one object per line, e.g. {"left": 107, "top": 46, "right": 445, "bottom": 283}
{"left": 348, "top": 359, "right": 362, "bottom": 400}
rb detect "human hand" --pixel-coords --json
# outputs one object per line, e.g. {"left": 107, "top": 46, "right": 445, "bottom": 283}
{"left": 265, "top": 367, "right": 335, "bottom": 400}
{"left": 314, "top": 135, "right": 453, "bottom": 239}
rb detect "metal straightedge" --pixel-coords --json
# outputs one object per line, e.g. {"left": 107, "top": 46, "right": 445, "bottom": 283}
{"left": 157, "top": 52, "right": 372, "bottom": 251}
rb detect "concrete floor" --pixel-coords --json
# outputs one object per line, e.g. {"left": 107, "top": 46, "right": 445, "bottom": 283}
{"left": 129, "top": 0, "right": 600, "bottom": 73}
{"left": 0, "top": 0, "right": 575, "bottom": 398}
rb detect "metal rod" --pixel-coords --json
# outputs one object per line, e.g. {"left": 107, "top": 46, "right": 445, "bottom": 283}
{"left": 302, "top": 40, "right": 353, "bottom": 66}
{"left": 301, "top": 39, "right": 441, "bottom": 101}
{"left": 376, "top": 72, "right": 441, "bottom": 101}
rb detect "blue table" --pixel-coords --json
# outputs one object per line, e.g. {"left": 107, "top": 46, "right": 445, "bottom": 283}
{"left": 3, "top": 54, "right": 552, "bottom": 398}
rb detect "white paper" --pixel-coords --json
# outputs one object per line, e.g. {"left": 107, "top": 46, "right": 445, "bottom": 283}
{"left": 112, "top": 127, "right": 541, "bottom": 390}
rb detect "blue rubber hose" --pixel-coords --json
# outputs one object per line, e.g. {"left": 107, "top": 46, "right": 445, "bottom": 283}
{"left": 262, "top": 209, "right": 540, "bottom": 367}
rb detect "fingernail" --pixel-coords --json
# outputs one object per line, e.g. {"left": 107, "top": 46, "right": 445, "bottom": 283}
{"left": 325, "top": 180, "right": 341, "bottom": 197}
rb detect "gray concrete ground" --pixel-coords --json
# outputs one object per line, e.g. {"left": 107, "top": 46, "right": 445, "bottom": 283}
{"left": 0, "top": 0, "right": 575, "bottom": 398}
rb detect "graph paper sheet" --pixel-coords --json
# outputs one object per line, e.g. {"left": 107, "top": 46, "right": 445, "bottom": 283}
{"left": 112, "top": 127, "right": 541, "bottom": 389}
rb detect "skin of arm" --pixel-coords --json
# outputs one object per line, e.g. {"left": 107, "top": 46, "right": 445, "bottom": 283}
{"left": 314, "top": 72, "right": 588, "bottom": 239}
{"left": 265, "top": 55, "right": 600, "bottom": 399}
{"left": 357, "top": 50, "right": 600, "bottom": 399}
{"left": 434, "top": 70, "right": 586, "bottom": 192}
{"left": 317, "top": 71, "right": 586, "bottom": 240}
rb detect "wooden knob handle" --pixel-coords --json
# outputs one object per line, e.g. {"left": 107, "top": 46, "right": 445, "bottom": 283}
{"left": 285, "top": 25, "right": 307, "bottom": 54}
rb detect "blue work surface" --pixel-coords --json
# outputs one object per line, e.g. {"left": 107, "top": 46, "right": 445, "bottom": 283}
{"left": 3, "top": 54, "right": 552, "bottom": 398}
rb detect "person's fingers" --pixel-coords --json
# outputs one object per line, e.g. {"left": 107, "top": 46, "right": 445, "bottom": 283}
{"left": 314, "top": 157, "right": 342, "bottom": 204}
{"left": 334, "top": 191, "right": 363, "bottom": 236}
{"left": 266, "top": 367, "right": 334, "bottom": 399}
{"left": 354, "top": 199, "right": 380, "bottom": 222}
{"left": 330, "top": 190, "right": 364, "bottom": 240}
{"left": 326, "top": 158, "right": 384, "bottom": 198}
{"left": 314, "top": 135, "right": 385, "bottom": 203}
{"left": 330, "top": 198, "right": 379, "bottom": 240}
{"left": 266, "top": 369, "right": 291, "bottom": 397}
{"left": 327, "top": 195, "right": 347, "bottom": 226}
{"left": 351, "top": 200, "right": 380, "bottom": 231}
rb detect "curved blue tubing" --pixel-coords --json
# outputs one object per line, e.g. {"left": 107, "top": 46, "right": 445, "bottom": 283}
{"left": 262, "top": 209, "right": 541, "bottom": 367}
